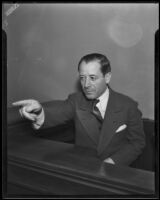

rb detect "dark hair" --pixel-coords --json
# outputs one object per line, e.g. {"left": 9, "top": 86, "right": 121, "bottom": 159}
{"left": 78, "top": 53, "right": 111, "bottom": 75}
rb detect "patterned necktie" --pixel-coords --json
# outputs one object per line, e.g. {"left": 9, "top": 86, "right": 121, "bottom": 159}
{"left": 92, "top": 99, "right": 103, "bottom": 123}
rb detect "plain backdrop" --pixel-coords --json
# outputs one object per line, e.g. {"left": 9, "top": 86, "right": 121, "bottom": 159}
{"left": 3, "top": 3, "right": 159, "bottom": 119}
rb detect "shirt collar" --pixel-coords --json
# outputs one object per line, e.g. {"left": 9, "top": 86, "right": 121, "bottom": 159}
{"left": 97, "top": 87, "right": 109, "bottom": 111}
{"left": 98, "top": 87, "right": 109, "bottom": 102}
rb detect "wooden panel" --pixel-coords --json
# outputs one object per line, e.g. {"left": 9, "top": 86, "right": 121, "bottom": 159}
{"left": 6, "top": 122, "right": 155, "bottom": 197}
{"left": 8, "top": 156, "right": 154, "bottom": 195}
{"left": 5, "top": 106, "right": 156, "bottom": 197}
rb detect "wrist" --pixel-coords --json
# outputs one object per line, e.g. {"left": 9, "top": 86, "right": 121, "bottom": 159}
{"left": 34, "top": 107, "right": 42, "bottom": 115}
{"left": 33, "top": 108, "right": 45, "bottom": 129}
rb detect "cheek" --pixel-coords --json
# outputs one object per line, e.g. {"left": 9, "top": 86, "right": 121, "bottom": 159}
{"left": 95, "top": 82, "right": 107, "bottom": 93}
{"left": 80, "top": 81, "right": 85, "bottom": 88}
{"left": 97, "top": 81, "right": 106, "bottom": 89}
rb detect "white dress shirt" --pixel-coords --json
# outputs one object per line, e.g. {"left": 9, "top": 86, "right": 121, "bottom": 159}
{"left": 96, "top": 87, "right": 109, "bottom": 119}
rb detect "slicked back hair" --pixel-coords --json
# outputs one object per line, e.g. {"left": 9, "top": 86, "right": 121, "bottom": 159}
{"left": 78, "top": 53, "right": 111, "bottom": 76}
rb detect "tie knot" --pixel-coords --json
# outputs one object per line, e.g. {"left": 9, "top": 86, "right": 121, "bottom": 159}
{"left": 92, "top": 99, "right": 103, "bottom": 123}
{"left": 93, "top": 99, "right": 99, "bottom": 107}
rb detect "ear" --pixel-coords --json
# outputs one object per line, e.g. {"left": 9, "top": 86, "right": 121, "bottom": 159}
{"left": 104, "top": 72, "right": 112, "bottom": 84}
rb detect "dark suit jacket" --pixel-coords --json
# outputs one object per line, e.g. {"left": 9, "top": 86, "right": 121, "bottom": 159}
{"left": 41, "top": 88, "right": 145, "bottom": 165}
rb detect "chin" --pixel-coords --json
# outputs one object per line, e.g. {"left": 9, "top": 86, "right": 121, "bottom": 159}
{"left": 85, "top": 93, "right": 96, "bottom": 100}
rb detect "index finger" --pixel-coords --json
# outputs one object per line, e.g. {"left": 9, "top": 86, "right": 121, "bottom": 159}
{"left": 12, "top": 100, "right": 32, "bottom": 107}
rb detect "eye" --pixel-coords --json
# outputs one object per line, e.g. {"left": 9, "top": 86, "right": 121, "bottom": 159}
{"left": 90, "top": 76, "right": 97, "bottom": 81}
{"left": 79, "top": 76, "right": 85, "bottom": 81}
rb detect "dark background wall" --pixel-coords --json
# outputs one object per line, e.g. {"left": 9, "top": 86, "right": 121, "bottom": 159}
{"left": 3, "top": 3, "right": 158, "bottom": 119}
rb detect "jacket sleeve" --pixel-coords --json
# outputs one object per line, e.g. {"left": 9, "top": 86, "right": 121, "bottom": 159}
{"left": 39, "top": 94, "right": 76, "bottom": 130}
{"left": 110, "top": 102, "right": 146, "bottom": 165}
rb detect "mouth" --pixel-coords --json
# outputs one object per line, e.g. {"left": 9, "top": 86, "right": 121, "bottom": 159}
{"left": 85, "top": 91, "right": 93, "bottom": 94}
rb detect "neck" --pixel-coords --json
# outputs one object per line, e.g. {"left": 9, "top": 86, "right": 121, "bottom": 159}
{"left": 98, "top": 86, "right": 108, "bottom": 100}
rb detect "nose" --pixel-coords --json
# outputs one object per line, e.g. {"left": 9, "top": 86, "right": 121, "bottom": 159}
{"left": 84, "top": 77, "right": 91, "bottom": 88}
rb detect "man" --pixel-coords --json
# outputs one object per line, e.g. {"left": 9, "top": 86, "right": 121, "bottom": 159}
{"left": 13, "top": 53, "right": 145, "bottom": 165}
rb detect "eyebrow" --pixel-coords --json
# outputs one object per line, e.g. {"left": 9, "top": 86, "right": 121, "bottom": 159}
{"left": 79, "top": 74, "right": 97, "bottom": 77}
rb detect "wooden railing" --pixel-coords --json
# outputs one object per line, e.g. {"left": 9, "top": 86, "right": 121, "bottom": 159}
{"left": 4, "top": 105, "right": 156, "bottom": 197}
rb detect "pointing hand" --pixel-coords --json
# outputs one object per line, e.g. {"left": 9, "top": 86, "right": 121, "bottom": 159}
{"left": 12, "top": 99, "right": 42, "bottom": 122}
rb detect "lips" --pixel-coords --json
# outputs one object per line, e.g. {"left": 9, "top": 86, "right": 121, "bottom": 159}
{"left": 85, "top": 91, "right": 93, "bottom": 93}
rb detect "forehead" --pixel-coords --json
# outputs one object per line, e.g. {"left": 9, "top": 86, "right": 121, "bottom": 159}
{"left": 79, "top": 61, "right": 102, "bottom": 75}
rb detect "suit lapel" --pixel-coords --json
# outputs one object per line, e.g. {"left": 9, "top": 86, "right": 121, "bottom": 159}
{"left": 76, "top": 90, "right": 123, "bottom": 150}
{"left": 76, "top": 96, "right": 100, "bottom": 145}
{"left": 97, "top": 89, "right": 123, "bottom": 154}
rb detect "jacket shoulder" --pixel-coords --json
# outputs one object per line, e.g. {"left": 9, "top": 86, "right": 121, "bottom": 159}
{"left": 68, "top": 91, "right": 83, "bottom": 99}
{"left": 112, "top": 90, "right": 138, "bottom": 107}
{"left": 67, "top": 91, "right": 84, "bottom": 102}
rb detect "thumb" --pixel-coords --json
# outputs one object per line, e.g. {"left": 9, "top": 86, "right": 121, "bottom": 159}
{"left": 22, "top": 107, "right": 37, "bottom": 121}
{"left": 25, "top": 105, "right": 34, "bottom": 113}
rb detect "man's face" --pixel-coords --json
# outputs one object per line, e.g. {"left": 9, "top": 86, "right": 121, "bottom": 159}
{"left": 79, "top": 61, "right": 111, "bottom": 99}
